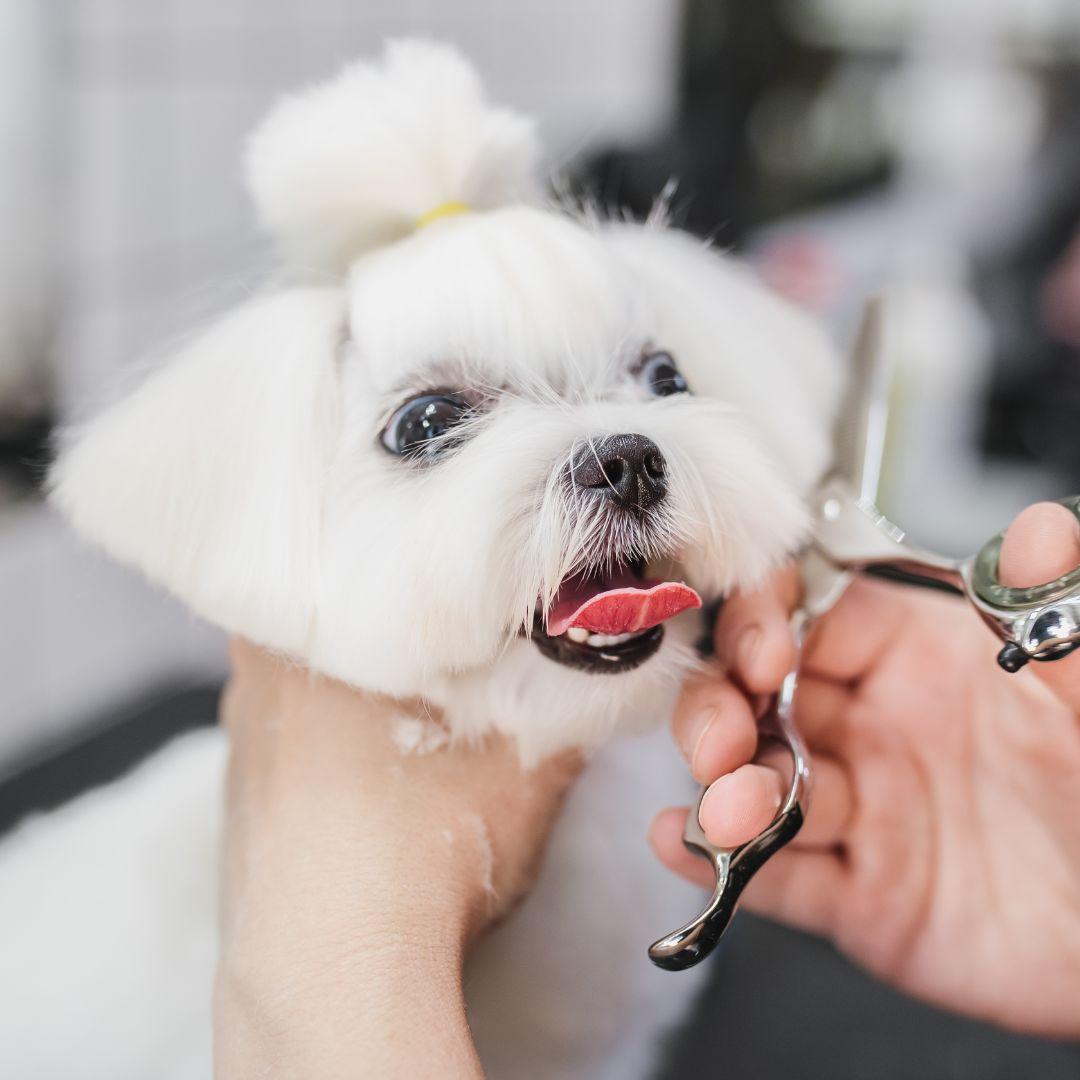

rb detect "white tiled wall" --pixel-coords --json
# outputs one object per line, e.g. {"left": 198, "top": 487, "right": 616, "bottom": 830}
{"left": 2, "top": 0, "right": 679, "bottom": 765}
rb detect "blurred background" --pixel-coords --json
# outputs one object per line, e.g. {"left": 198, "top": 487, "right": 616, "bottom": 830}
{"left": 1, "top": 1, "right": 1079, "bottom": 1076}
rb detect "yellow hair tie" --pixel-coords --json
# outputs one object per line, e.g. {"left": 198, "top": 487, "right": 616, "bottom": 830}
{"left": 415, "top": 200, "right": 471, "bottom": 230}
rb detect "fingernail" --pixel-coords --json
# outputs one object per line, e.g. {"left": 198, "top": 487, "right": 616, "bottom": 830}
{"left": 680, "top": 708, "right": 714, "bottom": 766}
{"left": 689, "top": 713, "right": 718, "bottom": 781}
{"left": 736, "top": 626, "right": 761, "bottom": 677}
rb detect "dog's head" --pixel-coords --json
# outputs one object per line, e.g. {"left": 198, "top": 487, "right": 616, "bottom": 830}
{"left": 51, "top": 41, "right": 840, "bottom": 760}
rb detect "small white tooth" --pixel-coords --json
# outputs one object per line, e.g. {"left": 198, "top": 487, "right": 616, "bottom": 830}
{"left": 566, "top": 627, "right": 590, "bottom": 643}
{"left": 585, "top": 630, "right": 642, "bottom": 647}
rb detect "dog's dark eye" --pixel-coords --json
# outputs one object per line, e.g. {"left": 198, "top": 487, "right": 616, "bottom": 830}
{"left": 381, "top": 393, "right": 469, "bottom": 458}
{"left": 639, "top": 351, "right": 688, "bottom": 396}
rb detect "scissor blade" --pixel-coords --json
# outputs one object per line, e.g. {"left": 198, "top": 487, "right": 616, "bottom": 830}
{"left": 800, "top": 545, "right": 855, "bottom": 622}
{"left": 833, "top": 297, "right": 890, "bottom": 508}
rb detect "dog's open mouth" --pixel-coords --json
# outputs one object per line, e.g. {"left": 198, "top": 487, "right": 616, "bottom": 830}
{"left": 530, "top": 558, "right": 702, "bottom": 673}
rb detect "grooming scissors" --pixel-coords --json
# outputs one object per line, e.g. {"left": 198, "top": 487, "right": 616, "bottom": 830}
{"left": 649, "top": 297, "right": 1080, "bottom": 971}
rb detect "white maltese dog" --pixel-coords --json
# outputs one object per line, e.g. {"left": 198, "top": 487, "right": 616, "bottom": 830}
{"left": 17, "top": 40, "right": 841, "bottom": 1079}
{"left": 51, "top": 40, "right": 838, "bottom": 762}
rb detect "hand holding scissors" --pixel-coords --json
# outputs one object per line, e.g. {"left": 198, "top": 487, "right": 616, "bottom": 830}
{"left": 648, "top": 300, "right": 1080, "bottom": 993}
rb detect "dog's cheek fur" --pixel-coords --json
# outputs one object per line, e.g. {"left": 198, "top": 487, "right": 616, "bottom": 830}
{"left": 310, "top": 401, "right": 589, "bottom": 695}
{"left": 49, "top": 288, "right": 344, "bottom": 657}
{"left": 601, "top": 222, "right": 842, "bottom": 495}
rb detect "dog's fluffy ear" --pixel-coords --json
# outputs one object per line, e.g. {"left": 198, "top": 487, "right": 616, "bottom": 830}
{"left": 49, "top": 288, "right": 343, "bottom": 655}
{"left": 246, "top": 39, "right": 540, "bottom": 271}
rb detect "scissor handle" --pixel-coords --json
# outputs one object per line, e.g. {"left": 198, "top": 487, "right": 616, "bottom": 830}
{"left": 815, "top": 481, "right": 1080, "bottom": 674}
{"left": 647, "top": 662, "right": 810, "bottom": 971}
{"left": 965, "top": 495, "right": 1080, "bottom": 671}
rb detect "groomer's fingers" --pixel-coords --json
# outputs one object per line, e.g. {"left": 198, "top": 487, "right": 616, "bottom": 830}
{"left": 739, "top": 846, "right": 847, "bottom": 938}
{"left": 676, "top": 668, "right": 856, "bottom": 774}
{"left": 999, "top": 502, "right": 1080, "bottom": 583}
{"left": 649, "top": 808, "right": 847, "bottom": 938}
{"left": 693, "top": 751, "right": 853, "bottom": 851}
{"left": 671, "top": 674, "right": 759, "bottom": 784}
{"left": 792, "top": 675, "right": 853, "bottom": 754}
{"left": 998, "top": 501, "right": 1080, "bottom": 711}
{"left": 794, "top": 756, "right": 854, "bottom": 848}
{"left": 715, "top": 566, "right": 801, "bottom": 693}
{"left": 649, "top": 806, "right": 717, "bottom": 890}
{"left": 698, "top": 763, "right": 783, "bottom": 848}
{"left": 802, "top": 576, "right": 912, "bottom": 683}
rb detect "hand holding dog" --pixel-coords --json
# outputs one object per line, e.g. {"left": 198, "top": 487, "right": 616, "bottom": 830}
{"left": 214, "top": 640, "right": 581, "bottom": 1079}
{"left": 652, "top": 502, "right": 1080, "bottom": 1038}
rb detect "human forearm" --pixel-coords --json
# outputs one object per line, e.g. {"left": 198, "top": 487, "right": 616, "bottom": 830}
{"left": 215, "top": 938, "right": 482, "bottom": 1079}
{"left": 213, "top": 641, "right": 579, "bottom": 1075}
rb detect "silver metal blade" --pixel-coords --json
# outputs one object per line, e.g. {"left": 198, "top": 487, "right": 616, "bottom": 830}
{"left": 833, "top": 296, "right": 890, "bottom": 508}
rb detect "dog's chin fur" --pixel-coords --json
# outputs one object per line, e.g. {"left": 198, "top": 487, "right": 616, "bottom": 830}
{"left": 48, "top": 41, "right": 841, "bottom": 762}
{"left": 427, "top": 615, "right": 703, "bottom": 766}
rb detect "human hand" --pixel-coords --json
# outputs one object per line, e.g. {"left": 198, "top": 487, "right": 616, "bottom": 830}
{"left": 651, "top": 503, "right": 1080, "bottom": 1037}
{"left": 214, "top": 640, "right": 581, "bottom": 1078}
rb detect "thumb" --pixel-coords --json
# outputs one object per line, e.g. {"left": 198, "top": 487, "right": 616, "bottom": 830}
{"left": 998, "top": 501, "right": 1080, "bottom": 708}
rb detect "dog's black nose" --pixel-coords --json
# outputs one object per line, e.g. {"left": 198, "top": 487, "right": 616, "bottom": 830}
{"left": 574, "top": 433, "right": 667, "bottom": 511}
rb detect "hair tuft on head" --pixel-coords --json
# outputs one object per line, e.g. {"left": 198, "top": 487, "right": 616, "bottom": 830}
{"left": 245, "top": 39, "right": 541, "bottom": 272}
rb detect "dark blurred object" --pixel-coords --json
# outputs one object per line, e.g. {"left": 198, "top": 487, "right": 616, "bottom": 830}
{"left": 979, "top": 102, "right": 1080, "bottom": 479}
{"left": 582, "top": 0, "right": 891, "bottom": 244}
{"left": 0, "top": 410, "right": 52, "bottom": 500}
{"left": 0, "top": 683, "right": 218, "bottom": 836}
{"left": 658, "top": 914, "right": 1080, "bottom": 1080}
{"left": 0, "top": 3, "right": 58, "bottom": 503}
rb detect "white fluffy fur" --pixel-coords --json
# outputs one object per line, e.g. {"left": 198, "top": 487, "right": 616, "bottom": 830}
{"left": 50, "top": 42, "right": 840, "bottom": 765}
{"left": 247, "top": 39, "right": 540, "bottom": 271}
{"left": 52, "top": 288, "right": 344, "bottom": 659}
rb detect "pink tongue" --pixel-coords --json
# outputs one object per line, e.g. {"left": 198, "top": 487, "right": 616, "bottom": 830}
{"left": 547, "top": 576, "right": 702, "bottom": 637}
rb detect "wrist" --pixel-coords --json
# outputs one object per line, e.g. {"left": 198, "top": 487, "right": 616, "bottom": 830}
{"left": 216, "top": 933, "right": 477, "bottom": 1078}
